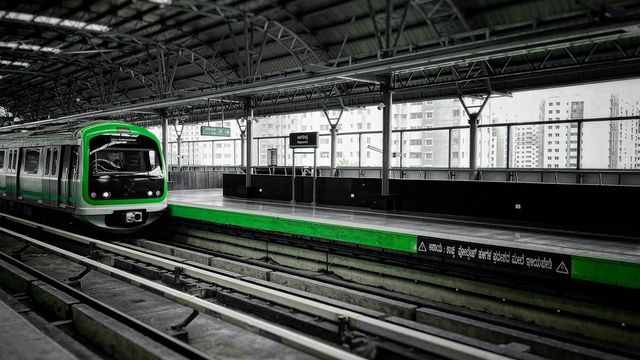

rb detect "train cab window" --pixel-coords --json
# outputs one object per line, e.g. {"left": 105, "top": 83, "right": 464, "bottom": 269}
{"left": 51, "top": 148, "right": 58, "bottom": 176}
{"left": 0, "top": 150, "right": 4, "bottom": 170}
{"left": 24, "top": 149, "right": 41, "bottom": 175}
{"left": 45, "top": 148, "right": 51, "bottom": 175}
{"left": 89, "top": 135, "right": 162, "bottom": 176}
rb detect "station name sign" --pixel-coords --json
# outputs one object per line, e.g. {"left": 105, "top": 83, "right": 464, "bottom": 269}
{"left": 201, "top": 126, "right": 231, "bottom": 137}
{"left": 289, "top": 131, "right": 319, "bottom": 148}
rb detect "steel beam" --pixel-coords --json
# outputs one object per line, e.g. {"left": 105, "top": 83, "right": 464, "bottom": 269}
{"left": 162, "top": 115, "right": 168, "bottom": 170}
{"left": 3, "top": 18, "right": 640, "bottom": 130}
{"left": 381, "top": 77, "right": 393, "bottom": 195}
{"left": 245, "top": 99, "right": 253, "bottom": 187}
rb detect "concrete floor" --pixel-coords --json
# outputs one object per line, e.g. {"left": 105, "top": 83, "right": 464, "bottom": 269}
{"left": 169, "top": 189, "right": 640, "bottom": 263}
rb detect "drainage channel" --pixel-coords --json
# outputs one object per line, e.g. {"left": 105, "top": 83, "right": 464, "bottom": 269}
{"left": 144, "top": 222, "right": 640, "bottom": 360}
{"left": 0, "top": 212, "right": 513, "bottom": 360}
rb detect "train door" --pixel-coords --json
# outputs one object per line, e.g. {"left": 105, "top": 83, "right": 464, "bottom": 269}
{"left": 51, "top": 146, "right": 61, "bottom": 207}
{"left": 0, "top": 150, "right": 6, "bottom": 198}
{"left": 66, "top": 145, "right": 79, "bottom": 208}
{"left": 42, "top": 146, "right": 61, "bottom": 207}
{"left": 43, "top": 147, "right": 52, "bottom": 206}
{"left": 6, "top": 149, "right": 18, "bottom": 201}
{"left": 18, "top": 147, "right": 44, "bottom": 204}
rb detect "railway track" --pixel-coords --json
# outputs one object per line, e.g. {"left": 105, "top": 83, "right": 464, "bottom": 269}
{"left": 0, "top": 211, "right": 637, "bottom": 359}
{"left": 0, "top": 211, "right": 521, "bottom": 360}
{"left": 144, "top": 220, "right": 640, "bottom": 359}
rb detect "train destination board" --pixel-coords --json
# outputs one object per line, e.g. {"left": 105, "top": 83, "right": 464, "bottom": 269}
{"left": 201, "top": 126, "right": 231, "bottom": 137}
{"left": 416, "top": 236, "right": 572, "bottom": 278}
{"left": 289, "top": 131, "right": 319, "bottom": 148}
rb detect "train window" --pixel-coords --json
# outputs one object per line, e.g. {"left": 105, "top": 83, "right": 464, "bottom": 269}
{"left": 70, "top": 146, "right": 79, "bottom": 180}
{"left": 8, "top": 150, "right": 13, "bottom": 171}
{"left": 24, "top": 149, "right": 40, "bottom": 175}
{"left": 13, "top": 150, "right": 18, "bottom": 170}
{"left": 45, "top": 148, "right": 51, "bottom": 175}
{"left": 52, "top": 148, "right": 58, "bottom": 176}
{"left": 0, "top": 150, "right": 4, "bottom": 170}
{"left": 89, "top": 135, "right": 161, "bottom": 176}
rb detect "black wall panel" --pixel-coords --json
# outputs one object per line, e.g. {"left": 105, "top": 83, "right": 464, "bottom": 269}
{"left": 222, "top": 174, "right": 638, "bottom": 236}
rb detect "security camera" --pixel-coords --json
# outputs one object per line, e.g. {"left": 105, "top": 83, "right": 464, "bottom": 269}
{"left": 377, "top": 102, "right": 385, "bottom": 110}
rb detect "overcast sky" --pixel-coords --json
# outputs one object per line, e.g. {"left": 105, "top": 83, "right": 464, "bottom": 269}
{"left": 488, "top": 78, "right": 640, "bottom": 123}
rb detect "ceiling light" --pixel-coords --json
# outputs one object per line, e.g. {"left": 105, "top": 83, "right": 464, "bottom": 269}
{"left": 0, "top": 41, "right": 60, "bottom": 53}
{"left": 0, "top": 59, "right": 30, "bottom": 67}
{"left": 147, "top": 0, "right": 173, "bottom": 5}
{"left": 0, "top": 11, "right": 110, "bottom": 32}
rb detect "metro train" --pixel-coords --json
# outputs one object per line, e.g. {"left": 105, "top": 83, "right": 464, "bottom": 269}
{"left": 0, "top": 121, "right": 167, "bottom": 233}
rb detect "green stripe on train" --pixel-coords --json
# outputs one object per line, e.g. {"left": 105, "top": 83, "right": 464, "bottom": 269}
{"left": 168, "top": 204, "right": 417, "bottom": 253}
{"left": 572, "top": 256, "right": 640, "bottom": 289}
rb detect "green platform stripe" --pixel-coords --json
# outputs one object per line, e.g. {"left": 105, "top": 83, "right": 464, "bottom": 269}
{"left": 571, "top": 256, "right": 640, "bottom": 289}
{"left": 169, "top": 204, "right": 417, "bottom": 253}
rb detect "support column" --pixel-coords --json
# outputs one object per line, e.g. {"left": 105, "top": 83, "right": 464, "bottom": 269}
{"left": 459, "top": 94, "right": 491, "bottom": 181}
{"left": 161, "top": 116, "right": 168, "bottom": 171}
{"left": 381, "top": 78, "right": 393, "bottom": 195}
{"left": 245, "top": 100, "right": 253, "bottom": 187}
{"left": 240, "top": 129, "right": 246, "bottom": 167}
{"left": 323, "top": 107, "right": 343, "bottom": 177}
{"left": 330, "top": 125, "right": 338, "bottom": 175}
{"left": 468, "top": 113, "right": 479, "bottom": 180}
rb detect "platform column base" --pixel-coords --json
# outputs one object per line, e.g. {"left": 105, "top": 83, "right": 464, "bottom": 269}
{"left": 370, "top": 194, "right": 401, "bottom": 211}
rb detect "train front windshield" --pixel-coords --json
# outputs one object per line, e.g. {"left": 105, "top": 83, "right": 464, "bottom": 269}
{"left": 89, "top": 134, "right": 162, "bottom": 177}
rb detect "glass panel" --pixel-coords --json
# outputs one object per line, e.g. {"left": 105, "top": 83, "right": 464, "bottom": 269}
{"left": 478, "top": 126, "right": 508, "bottom": 168}
{"left": 361, "top": 133, "right": 382, "bottom": 167}
{"left": 51, "top": 148, "right": 58, "bottom": 175}
{"left": 256, "top": 138, "right": 286, "bottom": 166}
{"left": 24, "top": 149, "right": 40, "bottom": 174}
{"left": 45, "top": 148, "right": 51, "bottom": 175}
{"left": 594, "top": 119, "right": 640, "bottom": 169}
{"left": 335, "top": 134, "right": 359, "bottom": 167}
{"left": 89, "top": 135, "right": 161, "bottom": 176}
{"left": 317, "top": 134, "right": 331, "bottom": 167}
{"left": 391, "top": 132, "right": 401, "bottom": 168}
{"left": 511, "top": 124, "right": 543, "bottom": 168}
{"left": 449, "top": 128, "right": 470, "bottom": 168}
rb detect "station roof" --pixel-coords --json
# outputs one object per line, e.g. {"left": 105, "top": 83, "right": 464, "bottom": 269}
{"left": 0, "top": 0, "right": 639, "bottom": 125}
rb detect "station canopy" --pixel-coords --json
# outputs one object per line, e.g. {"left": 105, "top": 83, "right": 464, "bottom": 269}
{"left": 0, "top": 0, "right": 639, "bottom": 125}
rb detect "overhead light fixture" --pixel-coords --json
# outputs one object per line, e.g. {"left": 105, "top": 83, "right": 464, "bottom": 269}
{"left": 0, "top": 59, "right": 29, "bottom": 67}
{"left": 147, "top": 0, "right": 173, "bottom": 5}
{"left": 0, "top": 11, "right": 110, "bottom": 32}
{"left": 0, "top": 41, "right": 60, "bottom": 53}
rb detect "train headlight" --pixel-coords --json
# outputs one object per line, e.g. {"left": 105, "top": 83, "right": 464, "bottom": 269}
{"left": 90, "top": 192, "right": 97, "bottom": 199}
{"left": 102, "top": 192, "right": 111, "bottom": 199}
{"left": 155, "top": 190, "right": 161, "bottom": 196}
{"left": 147, "top": 191, "right": 153, "bottom": 197}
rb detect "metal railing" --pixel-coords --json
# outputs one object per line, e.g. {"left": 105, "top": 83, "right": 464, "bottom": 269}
{"left": 166, "top": 115, "right": 640, "bottom": 172}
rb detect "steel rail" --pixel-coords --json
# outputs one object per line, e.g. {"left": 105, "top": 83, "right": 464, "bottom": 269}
{"left": 0, "top": 212, "right": 510, "bottom": 360}
{"left": 0, "top": 247, "right": 213, "bottom": 360}
{"left": 0, "top": 224, "right": 364, "bottom": 360}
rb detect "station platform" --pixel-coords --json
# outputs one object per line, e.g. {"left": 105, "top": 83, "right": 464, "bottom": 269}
{"left": 168, "top": 189, "right": 640, "bottom": 291}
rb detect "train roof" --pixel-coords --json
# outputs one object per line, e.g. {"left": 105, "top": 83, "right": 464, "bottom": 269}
{"left": 0, "top": 121, "right": 152, "bottom": 147}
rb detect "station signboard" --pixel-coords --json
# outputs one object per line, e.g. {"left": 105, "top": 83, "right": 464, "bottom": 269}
{"left": 416, "top": 236, "right": 572, "bottom": 279}
{"left": 289, "top": 131, "right": 319, "bottom": 148}
{"left": 200, "top": 126, "right": 231, "bottom": 137}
